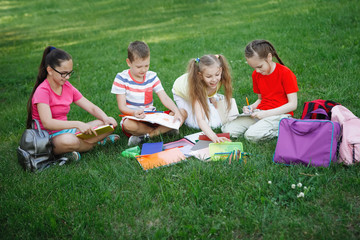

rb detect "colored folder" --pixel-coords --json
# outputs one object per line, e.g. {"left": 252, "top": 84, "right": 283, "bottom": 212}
{"left": 141, "top": 142, "right": 163, "bottom": 155}
{"left": 135, "top": 148, "right": 186, "bottom": 171}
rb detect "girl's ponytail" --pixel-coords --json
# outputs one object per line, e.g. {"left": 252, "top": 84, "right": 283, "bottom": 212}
{"left": 26, "top": 46, "right": 71, "bottom": 128}
{"left": 217, "top": 54, "right": 232, "bottom": 112}
{"left": 187, "top": 58, "right": 210, "bottom": 119}
{"left": 245, "top": 40, "right": 285, "bottom": 65}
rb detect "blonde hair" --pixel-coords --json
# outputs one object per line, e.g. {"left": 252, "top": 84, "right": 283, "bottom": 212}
{"left": 187, "top": 54, "right": 232, "bottom": 120}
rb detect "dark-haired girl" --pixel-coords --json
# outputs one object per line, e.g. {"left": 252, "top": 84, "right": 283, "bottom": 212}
{"left": 27, "top": 46, "right": 118, "bottom": 160}
{"left": 222, "top": 40, "right": 299, "bottom": 142}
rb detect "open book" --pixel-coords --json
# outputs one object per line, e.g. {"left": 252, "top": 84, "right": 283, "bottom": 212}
{"left": 76, "top": 125, "right": 114, "bottom": 140}
{"left": 122, "top": 113, "right": 181, "bottom": 130}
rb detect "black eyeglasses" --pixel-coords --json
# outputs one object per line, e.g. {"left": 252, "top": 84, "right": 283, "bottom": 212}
{"left": 51, "top": 66, "right": 74, "bottom": 78}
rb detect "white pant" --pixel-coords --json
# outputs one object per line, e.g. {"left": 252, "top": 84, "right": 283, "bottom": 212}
{"left": 172, "top": 91, "right": 222, "bottom": 129}
{"left": 221, "top": 114, "right": 291, "bottom": 142}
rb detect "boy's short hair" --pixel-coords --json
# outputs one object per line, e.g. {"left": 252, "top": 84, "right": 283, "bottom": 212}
{"left": 128, "top": 41, "right": 150, "bottom": 62}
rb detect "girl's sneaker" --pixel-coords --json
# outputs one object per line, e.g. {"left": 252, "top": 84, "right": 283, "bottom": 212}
{"left": 98, "top": 134, "right": 120, "bottom": 146}
{"left": 64, "top": 151, "right": 81, "bottom": 161}
{"left": 57, "top": 151, "right": 81, "bottom": 165}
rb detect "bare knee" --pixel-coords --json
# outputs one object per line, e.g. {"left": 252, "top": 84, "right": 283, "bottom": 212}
{"left": 52, "top": 134, "right": 81, "bottom": 154}
{"left": 123, "top": 119, "right": 144, "bottom": 135}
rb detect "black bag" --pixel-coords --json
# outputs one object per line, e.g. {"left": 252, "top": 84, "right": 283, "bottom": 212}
{"left": 17, "top": 119, "right": 62, "bottom": 172}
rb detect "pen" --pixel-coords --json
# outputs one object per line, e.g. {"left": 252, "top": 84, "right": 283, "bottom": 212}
{"left": 246, "top": 97, "right": 251, "bottom": 110}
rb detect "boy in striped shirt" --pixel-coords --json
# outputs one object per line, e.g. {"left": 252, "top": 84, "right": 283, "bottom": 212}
{"left": 111, "top": 41, "right": 185, "bottom": 146}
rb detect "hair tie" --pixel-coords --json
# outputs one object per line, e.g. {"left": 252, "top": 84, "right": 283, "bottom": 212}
{"left": 50, "top": 46, "right": 56, "bottom": 51}
{"left": 215, "top": 54, "right": 219, "bottom": 59}
{"left": 195, "top": 58, "right": 200, "bottom": 63}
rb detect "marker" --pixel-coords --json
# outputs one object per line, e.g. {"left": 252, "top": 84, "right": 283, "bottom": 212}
{"left": 246, "top": 97, "right": 251, "bottom": 110}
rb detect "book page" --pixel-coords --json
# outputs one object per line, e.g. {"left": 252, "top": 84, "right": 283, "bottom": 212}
{"left": 124, "top": 113, "right": 181, "bottom": 130}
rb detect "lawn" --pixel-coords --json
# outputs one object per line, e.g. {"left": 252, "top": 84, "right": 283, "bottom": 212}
{"left": 1, "top": 0, "right": 360, "bottom": 239}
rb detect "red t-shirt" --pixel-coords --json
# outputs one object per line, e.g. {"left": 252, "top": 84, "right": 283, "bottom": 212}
{"left": 32, "top": 79, "right": 83, "bottom": 133}
{"left": 252, "top": 63, "right": 298, "bottom": 116}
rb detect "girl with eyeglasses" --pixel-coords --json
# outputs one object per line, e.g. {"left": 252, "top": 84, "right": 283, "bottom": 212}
{"left": 26, "top": 46, "right": 119, "bottom": 161}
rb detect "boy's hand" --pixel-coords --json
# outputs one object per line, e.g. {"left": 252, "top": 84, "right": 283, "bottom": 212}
{"left": 134, "top": 109, "right": 146, "bottom": 119}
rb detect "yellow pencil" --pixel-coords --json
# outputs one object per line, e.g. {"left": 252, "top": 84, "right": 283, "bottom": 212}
{"left": 246, "top": 97, "right": 251, "bottom": 110}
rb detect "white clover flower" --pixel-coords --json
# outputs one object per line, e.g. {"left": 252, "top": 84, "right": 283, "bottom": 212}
{"left": 297, "top": 192, "right": 305, "bottom": 198}
{"left": 297, "top": 183, "right": 302, "bottom": 188}
{"left": 304, "top": 186, "right": 308, "bottom": 190}
{"left": 291, "top": 184, "right": 296, "bottom": 189}
{"left": 268, "top": 181, "right": 272, "bottom": 184}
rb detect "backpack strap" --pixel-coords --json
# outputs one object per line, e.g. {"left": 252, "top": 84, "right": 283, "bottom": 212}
{"left": 303, "top": 109, "right": 330, "bottom": 120}
{"left": 31, "top": 119, "right": 47, "bottom": 138}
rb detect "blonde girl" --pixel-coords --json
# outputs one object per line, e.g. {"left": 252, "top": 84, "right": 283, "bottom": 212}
{"left": 172, "top": 54, "right": 233, "bottom": 143}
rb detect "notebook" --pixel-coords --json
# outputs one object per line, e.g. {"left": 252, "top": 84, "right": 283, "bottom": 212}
{"left": 76, "top": 125, "right": 114, "bottom": 140}
{"left": 163, "top": 139, "right": 195, "bottom": 157}
{"left": 184, "top": 132, "right": 204, "bottom": 144}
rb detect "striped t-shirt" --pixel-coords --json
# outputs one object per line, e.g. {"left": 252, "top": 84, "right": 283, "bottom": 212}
{"left": 111, "top": 69, "right": 164, "bottom": 110}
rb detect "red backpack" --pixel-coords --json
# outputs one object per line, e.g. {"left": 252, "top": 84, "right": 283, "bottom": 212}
{"left": 301, "top": 99, "right": 340, "bottom": 119}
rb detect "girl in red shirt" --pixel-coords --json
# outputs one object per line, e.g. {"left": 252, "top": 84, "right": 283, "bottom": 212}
{"left": 222, "top": 40, "right": 299, "bottom": 142}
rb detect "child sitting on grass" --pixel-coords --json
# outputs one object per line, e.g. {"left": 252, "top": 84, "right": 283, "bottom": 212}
{"left": 222, "top": 39, "right": 299, "bottom": 142}
{"left": 111, "top": 41, "right": 185, "bottom": 146}
{"left": 27, "top": 46, "right": 119, "bottom": 161}
{"left": 172, "top": 54, "right": 233, "bottom": 143}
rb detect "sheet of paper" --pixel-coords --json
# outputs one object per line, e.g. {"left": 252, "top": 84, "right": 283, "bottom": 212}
{"left": 184, "top": 131, "right": 204, "bottom": 144}
{"left": 190, "top": 140, "right": 211, "bottom": 151}
{"left": 189, "top": 147, "right": 211, "bottom": 161}
{"left": 124, "top": 113, "right": 181, "bottom": 130}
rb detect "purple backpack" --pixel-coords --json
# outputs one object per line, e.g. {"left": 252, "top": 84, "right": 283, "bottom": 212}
{"left": 273, "top": 109, "right": 341, "bottom": 167}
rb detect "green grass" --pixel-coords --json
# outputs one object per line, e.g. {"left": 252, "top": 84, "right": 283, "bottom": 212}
{"left": 1, "top": 0, "right": 360, "bottom": 239}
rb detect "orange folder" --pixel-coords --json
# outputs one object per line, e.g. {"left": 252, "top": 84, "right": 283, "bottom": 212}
{"left": 135, "top": 148, "right": 186, "bottom": 171}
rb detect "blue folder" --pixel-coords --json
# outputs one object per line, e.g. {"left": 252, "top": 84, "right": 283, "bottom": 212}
{"left": 141, "top": 142, "right": 163, "bottom": 155}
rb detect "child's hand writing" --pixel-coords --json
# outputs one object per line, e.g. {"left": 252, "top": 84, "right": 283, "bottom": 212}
{"left": 134, "top": 109, "right": 146, "bottom": 119}
{"left": 242, "top": 105, "right": 253, "bottom": 114}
